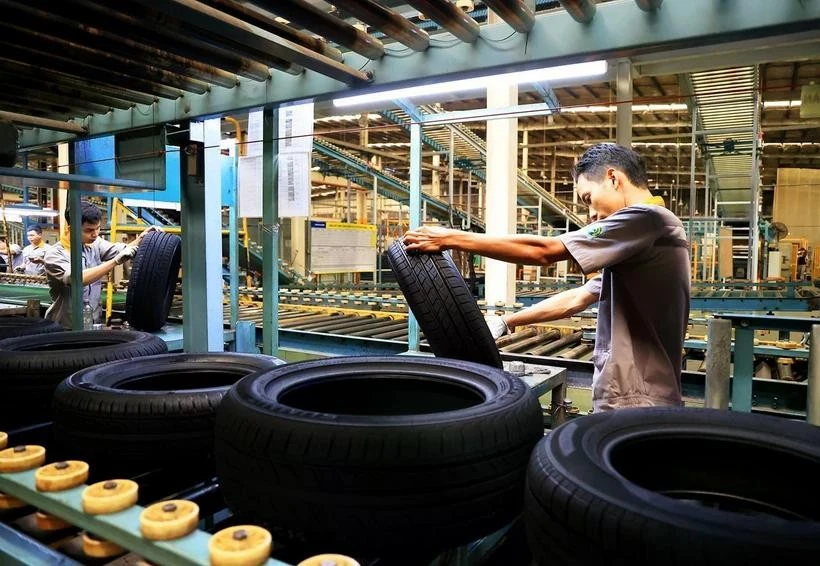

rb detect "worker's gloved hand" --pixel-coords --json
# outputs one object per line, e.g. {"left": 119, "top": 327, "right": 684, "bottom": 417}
{"left": 114, "top": 245, "right": 138, "bottom": 265}
{"left": 484, "top": 314, "right": 510, "bottom": 340}
{"left": 13, "top": 265, "right": 24, "bottom": 273}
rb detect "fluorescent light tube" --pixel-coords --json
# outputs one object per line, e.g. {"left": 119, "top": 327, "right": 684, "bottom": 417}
{"left": 333, "top": 61, "right": 607, "bottom": 107}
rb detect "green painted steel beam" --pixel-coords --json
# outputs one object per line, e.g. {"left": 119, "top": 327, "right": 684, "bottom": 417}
{"left": 0, "top": 470, "right": 289, "bottom": 566}
{"left": 20, "top": 0, "right": 820, "bottom": 148}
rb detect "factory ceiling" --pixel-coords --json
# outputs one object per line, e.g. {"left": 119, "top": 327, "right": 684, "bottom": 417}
{"left": 2, "top": 0, "right": 819, "bottom": 226}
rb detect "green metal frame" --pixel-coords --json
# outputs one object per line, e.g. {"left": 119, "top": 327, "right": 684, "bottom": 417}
{"left": 0, "top": 470, "right": 289, "bottom": 566}
{"left": 19, "top": 0, "right": 820, "bottom": 147}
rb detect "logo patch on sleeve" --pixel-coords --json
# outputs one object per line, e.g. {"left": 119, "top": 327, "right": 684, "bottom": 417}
{"left": 585, "top": 225, "right": 605, "bottom": 238}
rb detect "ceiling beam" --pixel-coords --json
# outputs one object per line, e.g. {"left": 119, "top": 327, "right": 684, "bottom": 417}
{"left": 21, "top": 0, "right": 820, "bottom": 147}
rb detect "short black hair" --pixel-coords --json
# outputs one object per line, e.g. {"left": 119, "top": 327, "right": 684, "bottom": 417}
{"left": 573, "top": 143, "right": 649, "bottom": 189}
{"left": 27, "top": 224, "right": 42, "bottom": 235}
{"left": 65, "top": 201, "right": 102, "bottom": 226}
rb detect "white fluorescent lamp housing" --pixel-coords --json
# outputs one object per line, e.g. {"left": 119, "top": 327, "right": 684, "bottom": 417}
{"left": 333, "top": 61, "right": 608, "bottom": 107}
{"left": 2, "top": 205, "right": 59, "bottom": 217}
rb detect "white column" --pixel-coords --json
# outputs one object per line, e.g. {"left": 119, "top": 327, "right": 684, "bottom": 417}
{"left": 485, "top": 82, "right": 518, "bottom": 305}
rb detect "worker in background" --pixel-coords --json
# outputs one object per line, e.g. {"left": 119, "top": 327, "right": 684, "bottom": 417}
{"left": 797, "top": 247, "right": 808, "bottom": 281}
{"left": 43, "top": 201, "right": 157, "bottom": 328}
{"left": 0, "top": 236, "right": 22, "bottom": 272}
{"left": 404, "top": 143, "right": 689, "bottom": 412}
{"left": 16, "top": 224, "right": 50, "bottom": 276}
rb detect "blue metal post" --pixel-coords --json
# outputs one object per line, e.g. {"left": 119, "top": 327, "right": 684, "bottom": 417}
{"left": 234, "top": 320, "right": 259, "bottom": 354}
{"left": 407, "top": 122, "right": 422, "bottom": 352}
{"left": 262, "top": 107, "right": 280, "bottom": 355}
{"left": 731, "top": 326, "right": 755, "bottom": 412}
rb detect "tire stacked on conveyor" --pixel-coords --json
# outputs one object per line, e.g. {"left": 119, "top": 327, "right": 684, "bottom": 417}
{"left": 524, "top": 408, "right": 820, "bottom": 565}
{"left": 214, "top": 356, "right": 544, "bottom": 557}
{"left": 0, "top": 316, "right": 63, "bottom": 340}
{"left": 52, "top": 352, "right": 284, "bottom": 475}
{"left": 0, "top": 330, "right": 168, "bottom": 429}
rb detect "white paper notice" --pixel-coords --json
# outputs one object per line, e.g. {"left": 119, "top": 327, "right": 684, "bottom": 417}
{"left": 189, "top": 120, "right": 204, "bottom": 142}
{"left": 246, "top": 108, "right": 264, "bottom": 157}
{"left": 238, "top": 155, "right": 263, "bottom": 218}
{"left": 278, "top": 152, "right": 311, "bottom": 218}
{"left": 278, "top": 102, "right": 314, "bottom": 154}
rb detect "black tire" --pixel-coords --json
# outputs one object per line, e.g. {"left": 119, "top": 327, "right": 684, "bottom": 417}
{"left": 524, "top": 407, "right": 820, "bottom": 566}
{"left": 125, "top": 230, "right": 182, "bottom": 331}
{"left": 51, "top": 352, "right": 284, "bottom": 474}
{"left": 386, "top": 240, "right": 502, "bottom": 368}
{"left": 0, "top": 316, "right": 63, "bottom": 339}
{"left": 214, "top": 356, "right": 543, "bottom": 555}
{"left": 0, "top": 330, "right": 168, "bottom": 429}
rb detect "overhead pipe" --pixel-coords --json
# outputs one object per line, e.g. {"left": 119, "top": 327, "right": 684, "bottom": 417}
{"left": 0, "top": 72, "right": 133, "bottom": 111}
{"left": 123, "top": 0, "right": 305, "bottom": 77}
{"left": 0, "top": 95, "right": 91, "bottom": 119}
{"left": 52, "top": 0, "right": 273, "bottom": 81}
{"left": 405, "top": 0, "right": 480, "bottom": 43}
{"left": 331, "top": 0, "right": 430, "bottom": 52}
{"left": 0, "top": 58, "right": 157, "bottom": 107}
{"left": 482, "top": 0, "right": 535, "bottom": 33}
{"left": 635, "top": 0, "right": 663, "bottom": 11}
{"left": 131, "top": 0, "right": 370, "bottom": 85}
{"left": 0, "top": 25, "right": 213, "bottom": 94}
{"left": 251, "top": 0, "right": 385, "bottom": 60}
{"left": 0, "top": 46, "right": 183, "bottom": 99}
{"left": 204, "top": 0, "right": 344, "bottom": 62}
{"left": 0, "top": 111, "right": 86, "bottom": 134}
{"left": 0, "top": 2, "right": 241, "bottom": 89}
{"left": 558, "top": 0, "right": 596, "bottom": 23}
{"left": 0, "top": 88, "right": 111, "bottom": 116}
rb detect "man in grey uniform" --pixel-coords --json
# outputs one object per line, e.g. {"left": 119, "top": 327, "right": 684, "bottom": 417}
{"left": 403, "top": 143, "right": 690, "bottom": 411}
{"left": 43, "top": 201, "right": 154, "bottom": 329}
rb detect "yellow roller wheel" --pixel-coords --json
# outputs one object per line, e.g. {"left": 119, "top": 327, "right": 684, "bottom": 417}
{"left": 297, "top": 554, "right": 361, "bottom": 566}
{"left": 139, "top": 499, "right": 199, "bottom": 541}
{"left": 35, "top": 460, "right": 89, "bottom": 492}
{"left": 82, "top": 479, "right": 139, "bottom": 515}
{"left": 208, "top": 525, "right": 272, "bottom": 566}
{"left": 35, "top": 511, "right": 71, "bottom": 531}
{"left": 0, "top": 492, "right": 26, "bottom": 510}
{"left": 0, "top": 445, "right": 46, "bottom": 472}
{"left": 82, "top": 532, "right": 125, "bottom": 558}
{"left": 0, "top": 431, "right": 7, "bottom": 450}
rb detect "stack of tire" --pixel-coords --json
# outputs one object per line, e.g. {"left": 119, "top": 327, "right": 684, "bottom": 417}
{"left": 51, "top": 352, "right": 285, "bottom": 476}
{"left": 0, "top": 329, "right": 168, "bottom": 429}
{"left": 213, "top": 356, "right": 544, "bottom": 558}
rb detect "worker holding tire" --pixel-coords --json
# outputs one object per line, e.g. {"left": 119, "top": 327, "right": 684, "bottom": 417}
{"left": 43, "top": 201, "right": 158, "bottom": 328}
{"left": 404, "top": 143, "right": 690, "bottom": 412}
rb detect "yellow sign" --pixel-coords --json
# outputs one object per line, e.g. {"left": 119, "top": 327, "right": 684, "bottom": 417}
{"left": 800, "top": 84, "right": 820, "bottom": 119}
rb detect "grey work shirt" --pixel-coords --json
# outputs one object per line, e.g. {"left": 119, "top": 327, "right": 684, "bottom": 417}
{"left": 22, "top": 243, "right": 50, "bottom": 276}
{"left": 558, "top": 204, "right": 690, "bottom": 411}
{"left": 43, "top": 238, "right": 126, "bottom": 328}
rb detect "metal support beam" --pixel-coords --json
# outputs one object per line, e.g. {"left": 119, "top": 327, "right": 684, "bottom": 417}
{"left": 262, "top": 108, "right": 280, "bottom": 355}
{"left": 181, "top": 118, "right": 224, "bottom": 352}
{"left": 615, "top": 59, "right": 632, "bottom": 146}
{"left": 407, "top": 122, "right": 422, "bottom": 353}
{"left": 704, "top": 318, "right": 730, "bottom": 410}
{"left": 808, "top": 325, "right": 820, "bottom": 426}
